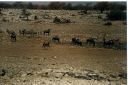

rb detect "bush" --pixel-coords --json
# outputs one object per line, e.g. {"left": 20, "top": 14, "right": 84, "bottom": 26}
{"left": 107, "top": 10, "right": 126, "bottom": 20}
{"left": 123, "top": 21, "right": 127, "bottom": 25}
{"left": 104, "top": 21, "right": 112, "bottom": 26}
{"left": 53, "top": 17, "right": 71, "bottom": 24}
{"left": 53, "top": 17, "right": 61, "bottom": 23}
{"left": 34, "top": 15, "right": 38, "bottom": 20}
{"left": 81, "top": 10, "right": 87, "bottom": 14}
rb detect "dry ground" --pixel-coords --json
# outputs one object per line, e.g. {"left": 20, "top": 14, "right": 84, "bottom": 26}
{"left": 0, "top": 9, "right": 127, "bottom": 85}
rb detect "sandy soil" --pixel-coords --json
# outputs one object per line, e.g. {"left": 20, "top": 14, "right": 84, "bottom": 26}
{"left": 0, "top": 9, "right": 127, "bottom": 85}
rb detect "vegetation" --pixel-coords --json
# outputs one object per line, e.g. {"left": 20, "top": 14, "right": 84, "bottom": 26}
{"left": 107, "top": 10, "right": 126, "bottom": 20}
{"left": 0, "top": 8, "right": 2, "bottom": 14}
{"left": 0, "top": 2, "right": 126, "bottom": 21}
{"left": 53, "top": 17, "right": 61, "bottom": 23}
{"left": 0, "top": 2, "right": 126, "bottom": 11}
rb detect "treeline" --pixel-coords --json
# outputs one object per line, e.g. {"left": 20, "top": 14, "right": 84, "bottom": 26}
{"left": 0, "top": 2, "right": 126, "bottom": 11}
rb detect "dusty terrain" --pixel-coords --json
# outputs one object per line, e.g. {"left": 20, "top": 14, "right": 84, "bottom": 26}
{"left": 0, "top": 9, "right": 127, "bottom": 85}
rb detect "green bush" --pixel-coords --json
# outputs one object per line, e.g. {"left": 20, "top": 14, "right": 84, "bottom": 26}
{"left": 53, "top": 17, "right": 61, "bottom": 23}
{"left": 107, "top": 10, "right": 126, "bottom": 20}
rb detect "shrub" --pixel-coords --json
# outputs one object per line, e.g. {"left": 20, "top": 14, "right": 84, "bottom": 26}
{"left": 107, "top": 10, "right": 126, "bottom": 20}
{"left": 104, "top": 21, "right": 112, "bottom": 26}
{"left": 53, "top": 17, "right": 61, "bottom": 23}
{"left": 123, "top": 21, "right": 127, "bottom": 25}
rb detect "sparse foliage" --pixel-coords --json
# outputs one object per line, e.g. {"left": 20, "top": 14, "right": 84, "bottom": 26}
{"left": 48, "top": 2, "right": 66, "bottom": 10}
{"left": 53, "top": 17, "right": 61, "bottom": 23}
{"left": 0, "top": 2, "right": 126, "bottom": 11}
{"left": 34, "top": 15, "right": 38, "bottom": 20}
{"left": 107, "top": 10, "right": 126, "bottom": 20}
{"left": 94, "top": 2, "right": 109, "bottom": 13}
{"left": 104, "top": 21, "right": 112, "bottom": 26}
{"left": 64, "top": 3, "right": 73, "bottom": 10}
{"left": 0, "top": 8, "right": 2, "bottom": 14}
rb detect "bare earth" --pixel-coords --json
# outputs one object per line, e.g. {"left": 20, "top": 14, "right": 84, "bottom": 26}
{"left": 0, "top": 9, "right": 127, "bottom": 85}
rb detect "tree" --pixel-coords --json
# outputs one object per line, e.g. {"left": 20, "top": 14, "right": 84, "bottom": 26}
{"left": 108, "top": 3, "right": 126, "bottom": 11}
{"left": 84, "top": 3, "right": 92, "bottom": 11}
{"left": 0, "top": 8, "right": 2, "bottom": 14}
{"left": 27, "top": 2, "right": 34, "bottom": 9}
{"left": 64, "top": 3, "right": 72, "bottom": 10}
{"left": 12, "top": 2, "right": 26, "bottom": 9}
{"left": 107, "top": 10, "right": 126, "bottom": 20}
{"left": 73, "top": 4, "right": 83, "bottom": 10}
{"left": 21, "top": 9, "right": 27, "bottom": 15}
{"left": 94, "top": 2, "right": 109, "bottom": 13}
{"left": 48, "top": 2, "right": 66, "bottom": 10}
{"left": 0, "top": 2, "right": 11, "bottom": 8}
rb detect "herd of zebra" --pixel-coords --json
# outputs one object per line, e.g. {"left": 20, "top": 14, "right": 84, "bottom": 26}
{"left": 0, "top": 28, "right": 121, "bottom": 49}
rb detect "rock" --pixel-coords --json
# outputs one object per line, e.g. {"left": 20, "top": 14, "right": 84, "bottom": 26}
{"left": 110, "top": 74, "right": 117, "bottom": 78}
{"left": 118, "top": 72, "right": 127, "bottom": 79}
{"left": 0, "top": 69, "right": 6, "bottom": 76}
{"left": 27, "top": 72, "right": 33, "bottom": 76}
{"left": 54, "top": 72, "right": 63, "bottom": 79}
{"left": 53, "top": 56, "right": 57, "bottom": 59}
{"left": 21, "top": 73, "right": 27, "bottom": 77}
{"left": 69, "top": 67, "right": 74, "bottom": 71}
{"left": 64, "top": 73, "right": 69, "bottom": 77}
{"left": 52, "top": 64, "right": 55, "bottom": 65}
{"left": 86, "top": 73, "right": 104, "bottom": 81}
{"left": 40, "top": 72, "right": 49, "bottom": 77}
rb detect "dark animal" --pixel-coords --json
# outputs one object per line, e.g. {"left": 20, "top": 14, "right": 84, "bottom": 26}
{"left": 19, "top": 29, "right": 26, "bottom": 36}
{"left": 72, "top": 37, "right": 82, "bottom": 46}
{"left": 103, "top": 40, "right": 114, "bottom": 48}
{"left": 61, "top": 18, "right": 71, "bottom": 23}
{"left": 104, "top": 40, "right": 115, "bottom": 48}
{"left": 10, "top": 32, "right": 16, "bottom": 42}
{"left": 113, "top": 39, "right": 120, "bottom": 49}
{"left": 52, "top": 36, "right": 60, "bottom": 43}
{"left": 72, "top": 37, "right": 77, "bottom": 44}
{"left": 76, "top": 39, "right": 82, "bottom": 46}
{"left": 44, "top": 29, "right": 51, "bottom": 35}
{"left": 86, "top": 38, "right": 96, "bottom": 47}
{"left": 103, "top": 39, "right": 120, "bottom": 49}
{"left": 42, "top": 42, "right": 50, "bottom": 48}
{"left": 19, "top": 29, "right": 37, "bottom": 37}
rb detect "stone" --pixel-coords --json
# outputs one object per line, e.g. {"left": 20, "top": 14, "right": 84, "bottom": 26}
{"left": 0, "top": 69, "right": 6, "bottom": 76}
